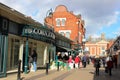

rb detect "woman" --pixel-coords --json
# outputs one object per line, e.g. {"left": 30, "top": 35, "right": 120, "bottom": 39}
{"left": 74, "top": 55, "right": 80, "bottom": 69}
{"left": 31, "top": 50, "right": 37, "bottom": 72}
{"left": 68, "top": 56, "right": 74, "bottom": 69}
{"left": 106, "top": 55, "right": 113, "bottom": 76}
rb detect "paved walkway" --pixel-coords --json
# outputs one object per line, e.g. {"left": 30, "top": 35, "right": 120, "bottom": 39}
{"left": 0, "top": 63, "right": 120, "bottom": 80}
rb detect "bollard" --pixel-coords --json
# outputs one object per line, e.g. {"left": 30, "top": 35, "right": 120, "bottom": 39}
{"left": 46, "top": 63, "right": 49, "bottom": 75}
{"left": 57, "top": 62, "right": 59, "bottom": 71}
{"left": 17, "top": 60, "right": 21, "bottom": 80}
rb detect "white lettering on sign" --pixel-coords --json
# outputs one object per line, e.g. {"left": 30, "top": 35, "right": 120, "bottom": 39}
{"left": 24, "top": 28, "right": 55, "bottom": 39}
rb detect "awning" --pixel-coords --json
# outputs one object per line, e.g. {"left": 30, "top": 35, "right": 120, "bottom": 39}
{"left": 56, "top": 46, "right": 72, "bottom": 52}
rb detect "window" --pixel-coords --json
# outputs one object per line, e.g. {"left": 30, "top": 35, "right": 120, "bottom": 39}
{"left": 8, "top": 38, "right": 20, "bottom": 70}
{"left": 66, "top": 32, "right": 70, "bottom": 38}
{"left": 61, "top": 19, "right": 65, "bottom": 26}
{"left": 60, "top": 32, "right": 64, "bottom": 36}
{"left": 2, "top": 19, "right": 8, "bottom": 30}
{"left": 56, "top": 18, "right": 66, "bottom": 26}
{"left": 102, "top": 46, "right": 105, "bottom": 50}
{"left": 56, "top": 19, "right": 60, "bottom": 26}
{"left": 9, "top": 21, "right": 19, "bottom": 34}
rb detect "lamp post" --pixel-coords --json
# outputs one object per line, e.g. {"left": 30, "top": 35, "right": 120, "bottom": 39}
{"left": 78, "top": 20, "right": 80, "bottom": 44}
{"left": 45, "top": 9, "right": 54, "bottom": 69}
{"left": 76, "top": 20, "right": 81, "bottom": 53}
{"left": 82, "top": 38, "right": 86, "bottom": 54}
{"left": 24, "top": 28, "right": 29, "bottom": 74}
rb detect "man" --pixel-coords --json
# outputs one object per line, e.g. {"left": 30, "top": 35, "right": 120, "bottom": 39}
{"left": 82, "top": 55, "right": 87, "bottom": 68}
{"left": 94, "top": 56, "right": 101, "bottom": 76}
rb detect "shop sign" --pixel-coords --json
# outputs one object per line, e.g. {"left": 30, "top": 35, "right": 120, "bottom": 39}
{"left": 22, "top": 26, "right": 55, "bottom": 40}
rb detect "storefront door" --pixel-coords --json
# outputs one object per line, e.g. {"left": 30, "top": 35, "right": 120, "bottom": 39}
{"left": 0, "top": 34, "right": 8, "bottom": 77}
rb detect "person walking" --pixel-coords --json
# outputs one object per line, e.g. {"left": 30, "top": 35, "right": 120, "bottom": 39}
{"left": 94, "top": 55, "right": 101, "bottom": 76}
{"left": 68, "top": 56, "right": 74, "bottom": 69}
{"left": 28, "top": 54, "right": 33, "bottom": 72}
{"left": 31, "top": 50, "right": 37, "bottom": 72}
{"left": 106, "top": 55, "right": 113, "bottom": 76}
{"left": 82, "top": 55, "right": 87, "bottom": 68}
{"left": 74, "top": 55, "right": 80, "bottom": 69}
{"left": 113, "top": 55, "right": 117, "bottom": 69}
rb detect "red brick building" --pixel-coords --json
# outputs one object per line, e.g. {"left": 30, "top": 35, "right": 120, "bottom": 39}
{"left": 45, "top": 5, "right": 86, "bottom": 50}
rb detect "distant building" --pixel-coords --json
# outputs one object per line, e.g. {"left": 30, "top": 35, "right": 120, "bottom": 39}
{"left": 85, "top": 33, "right": 109, "bottom": 56}
{"left": 85, "top": 40, "right": 109, "bottom": 56}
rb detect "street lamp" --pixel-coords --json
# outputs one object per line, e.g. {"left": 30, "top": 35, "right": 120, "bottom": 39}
{"left": 78, "top": 20, "right": 80, "bottom": 44}
{"left": 45, "top": 9, "right": 54, "bottom": 29}
{"left": 75, "top": 20, "right": 81, "bottom": 53}
{"left": 82, "top": 38, "right": 86, "bottom": 54}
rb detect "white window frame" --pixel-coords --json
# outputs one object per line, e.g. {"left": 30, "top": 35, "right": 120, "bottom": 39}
{"left": 56, "top": 18, "right": 66, "bottom": 26}
{"left": 66, "top": 32, "right": 70, "bottom": 38}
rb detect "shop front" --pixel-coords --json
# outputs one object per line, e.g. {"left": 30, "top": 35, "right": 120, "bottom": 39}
{"left": 0, "top": 3, "right": 55, "bottom": 77}
{"left": 21, "top": 25, "right": 55, "bottom": 72}
{"left": 116, "top": 50, "right": 120, "bottom": 67}
{"left": 1, "top": 23, "right": 55, "bottom": 76}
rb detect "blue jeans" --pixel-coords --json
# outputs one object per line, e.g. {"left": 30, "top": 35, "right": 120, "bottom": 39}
{"left": 33, "top": 62, "right": 37, "bottom": 71}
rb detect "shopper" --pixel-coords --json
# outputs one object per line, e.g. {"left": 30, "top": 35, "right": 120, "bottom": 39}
{"left": 31, "top": 50, "right": 37, "bottom": 72}
{"left": 94, "top": 55, "right": 101, "bottom": 76}
{"left": 106, "top": 55, "right": 113, "bottom": 76}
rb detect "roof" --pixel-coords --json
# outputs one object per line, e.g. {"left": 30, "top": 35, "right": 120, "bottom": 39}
{"left": 97, "top": 40, "right": 109, "bottom": 44}
{"left": 55, "top": 5, "right": 68, "bottom": 12}
{"left": 0, "top": 3, "right": 43, "bottom": 26}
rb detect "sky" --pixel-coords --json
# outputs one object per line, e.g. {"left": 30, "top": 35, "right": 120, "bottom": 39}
{"left": 0, "top": 0, "right": 120, "bottom": 39}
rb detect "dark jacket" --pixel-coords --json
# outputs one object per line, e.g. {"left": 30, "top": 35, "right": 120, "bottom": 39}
{"left": 94, "top": 58, "right": 101, "bottom": 68}
{"left": 31, "top": 52, "right": 37, "bottom": 62}
{"left": 107, "top": 60, "right": 113, "bottom": 68}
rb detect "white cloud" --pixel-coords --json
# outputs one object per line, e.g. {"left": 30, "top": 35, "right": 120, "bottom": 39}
{"left": 0, "top": 0, "right": 120, "bottom": 38}
{"left": 106, "top": 11, "right": 120, "bottom": 26}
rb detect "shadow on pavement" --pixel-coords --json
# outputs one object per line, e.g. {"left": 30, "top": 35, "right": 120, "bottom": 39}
{"left": 90, "top": 67, "right": 120, "bottom": 80}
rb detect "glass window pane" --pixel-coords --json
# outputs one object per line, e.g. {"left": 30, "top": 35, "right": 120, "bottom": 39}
{"left": 56, "top": 19, "right": 60, "bottom": 26}
{"left": 61, "top": 19, "right": 65, "bottom": 26}
{"left": 66, "top": 32, "right": 70, "bottom": 38}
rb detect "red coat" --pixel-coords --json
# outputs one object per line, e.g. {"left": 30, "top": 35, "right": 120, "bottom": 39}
{"left": 68, "top": 58, "right": 73, "bottom": 63}
{"left": 75, "top": 57, "right": 80, "bottom": 63}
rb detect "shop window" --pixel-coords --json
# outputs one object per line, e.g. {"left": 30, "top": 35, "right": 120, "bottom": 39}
{"left": 8, "top": 38, "right": 20, "bottom": 70}
{"left": 9, "top": 21, "right": 19, "bottom": 35}
{"left": 2, "top": 19, "right": 8, "bottom": 30}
